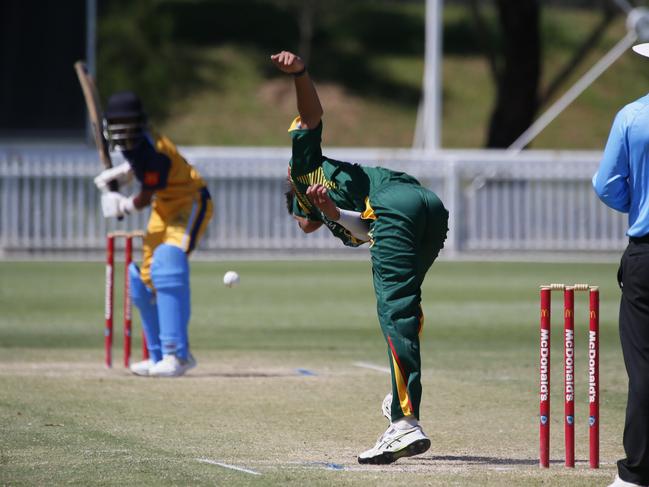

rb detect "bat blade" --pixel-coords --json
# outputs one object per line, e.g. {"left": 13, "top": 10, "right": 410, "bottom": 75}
{"left": 75, "top": 60, "right": 122, "bottom": 221}
{"left": 74, "top": 61, "right": 117, "bottom": 187}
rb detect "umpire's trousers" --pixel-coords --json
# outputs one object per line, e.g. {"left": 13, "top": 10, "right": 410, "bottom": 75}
{"left": 618, "top": 237, "right": 649, "bottom": 485}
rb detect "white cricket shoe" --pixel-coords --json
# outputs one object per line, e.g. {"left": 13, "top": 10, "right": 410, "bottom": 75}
{"left": 148, "top": 353, "right": 196, "bottom": 377}
{"left": 358, "top": 424, "right": 431, "bottom": 464}
{"left": 382, "top": 393, "right": 392, "bottom": 422}
{"left": 129, "top": 359, "right": 156, "bottom": 377}
{"left": 607, "top": 474, "right": 647, "bottom": 487}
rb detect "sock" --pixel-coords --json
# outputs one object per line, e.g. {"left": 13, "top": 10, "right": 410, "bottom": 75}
{"left": 393, "top": 415, "right": 419, "bottom": 430}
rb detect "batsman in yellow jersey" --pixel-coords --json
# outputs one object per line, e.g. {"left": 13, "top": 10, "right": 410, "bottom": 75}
{"left": 94, "top": 91, "right": 213, "bottom": 377}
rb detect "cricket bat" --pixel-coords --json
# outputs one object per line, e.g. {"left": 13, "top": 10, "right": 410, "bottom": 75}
{"left": 74, "top": 61, "right": 118, "bottom": 191}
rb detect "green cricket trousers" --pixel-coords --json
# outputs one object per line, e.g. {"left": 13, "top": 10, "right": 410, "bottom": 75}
{"left": 367, "top": 182, "right": 448, "bottom": 421}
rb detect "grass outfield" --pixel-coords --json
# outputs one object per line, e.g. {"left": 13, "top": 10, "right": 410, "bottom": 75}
{"left": 0, "top": 260, "right": 627, "bottom": 486}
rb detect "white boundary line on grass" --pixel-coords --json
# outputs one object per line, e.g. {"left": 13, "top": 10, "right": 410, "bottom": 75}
{"left": 196, "top": 458, "right": 262, "bottom": 476}
{"left": 353, "top": 362, "right": 390, "bottom": 374}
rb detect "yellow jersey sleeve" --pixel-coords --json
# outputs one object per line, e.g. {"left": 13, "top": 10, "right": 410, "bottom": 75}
{"left": 153, "top": 134, "right": 206, "bottom": 201}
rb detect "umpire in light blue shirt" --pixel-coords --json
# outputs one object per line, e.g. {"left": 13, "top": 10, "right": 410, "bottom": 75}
{"left": 593, "top": 43, "right": 649, "bottom": 487}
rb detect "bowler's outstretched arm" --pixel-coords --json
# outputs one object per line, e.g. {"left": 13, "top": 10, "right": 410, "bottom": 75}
{"left": 270, "top": 51, "right": 323, "bottom": 128}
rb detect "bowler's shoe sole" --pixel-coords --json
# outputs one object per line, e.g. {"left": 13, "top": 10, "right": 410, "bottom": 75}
{"left": 358, "top": 438, "right": 431, "bottom": 465}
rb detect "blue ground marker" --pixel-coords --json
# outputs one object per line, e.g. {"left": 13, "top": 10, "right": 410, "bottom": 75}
{"left": 296, "top": 368, "right": 317, "bottom": 376}
{"left": 306, "top": 462, "right": 345, "bottom": 471}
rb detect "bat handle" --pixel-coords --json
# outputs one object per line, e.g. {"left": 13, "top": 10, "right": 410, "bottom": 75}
{"left": 108, "top": 180, "right": 124, "bottom": 222}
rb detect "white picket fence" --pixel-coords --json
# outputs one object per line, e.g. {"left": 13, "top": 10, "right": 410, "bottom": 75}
{"left": 0, "top": 145, "right": 628, "bottom": 258}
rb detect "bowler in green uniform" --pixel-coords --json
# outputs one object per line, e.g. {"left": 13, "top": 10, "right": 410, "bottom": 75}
{"left": 271, "top": 50, "right": 448, "bottom": 465}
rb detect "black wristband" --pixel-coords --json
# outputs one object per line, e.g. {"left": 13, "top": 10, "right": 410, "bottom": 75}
{"left": 293, "top": 66, "right": 307, "bottom": 78}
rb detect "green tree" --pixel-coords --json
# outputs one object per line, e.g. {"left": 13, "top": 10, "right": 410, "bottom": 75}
{"left": 97, "top": 1, "right": 177, "bottom": 119}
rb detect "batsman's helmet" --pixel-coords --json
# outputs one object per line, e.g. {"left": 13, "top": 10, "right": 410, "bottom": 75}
{"left": 103, "top": 91, "right": 147, "bottom": 151}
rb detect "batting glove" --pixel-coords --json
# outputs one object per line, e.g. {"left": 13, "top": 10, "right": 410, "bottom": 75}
{"left": 94, "top": 163, "right": 133, "bottom": 193}
{"left": 100, "top": 192, "right": 135, "bottom": 219}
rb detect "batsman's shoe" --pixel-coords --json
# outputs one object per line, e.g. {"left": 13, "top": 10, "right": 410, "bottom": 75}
{"left": 382, "top": 393, "right": 393, "bottom": 422}
{"left": 607, "top": 474, "right": 647, "bottom": 487}
{"left": 148, "top": 353, "right": 196, "bottom": 377}
{"left": 129, "top": 359, "right": 156, "bottom": 377}
{"left": 358, "top": 424, "right": 431, "bottom": 465}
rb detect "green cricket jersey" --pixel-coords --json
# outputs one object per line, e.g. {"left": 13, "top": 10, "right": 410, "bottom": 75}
{"left": 288, "top": 117, "right": 419, "bottom": 247}
{"left": 288, "top": 117, "right": 449, "bottom": 423}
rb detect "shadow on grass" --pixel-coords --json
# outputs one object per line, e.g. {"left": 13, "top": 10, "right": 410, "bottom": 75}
{"left": 421, "top": 455, "right": 543, "bottom": 466}
{"left": 188, "top": 371, "right": 304, "bottom": 378}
